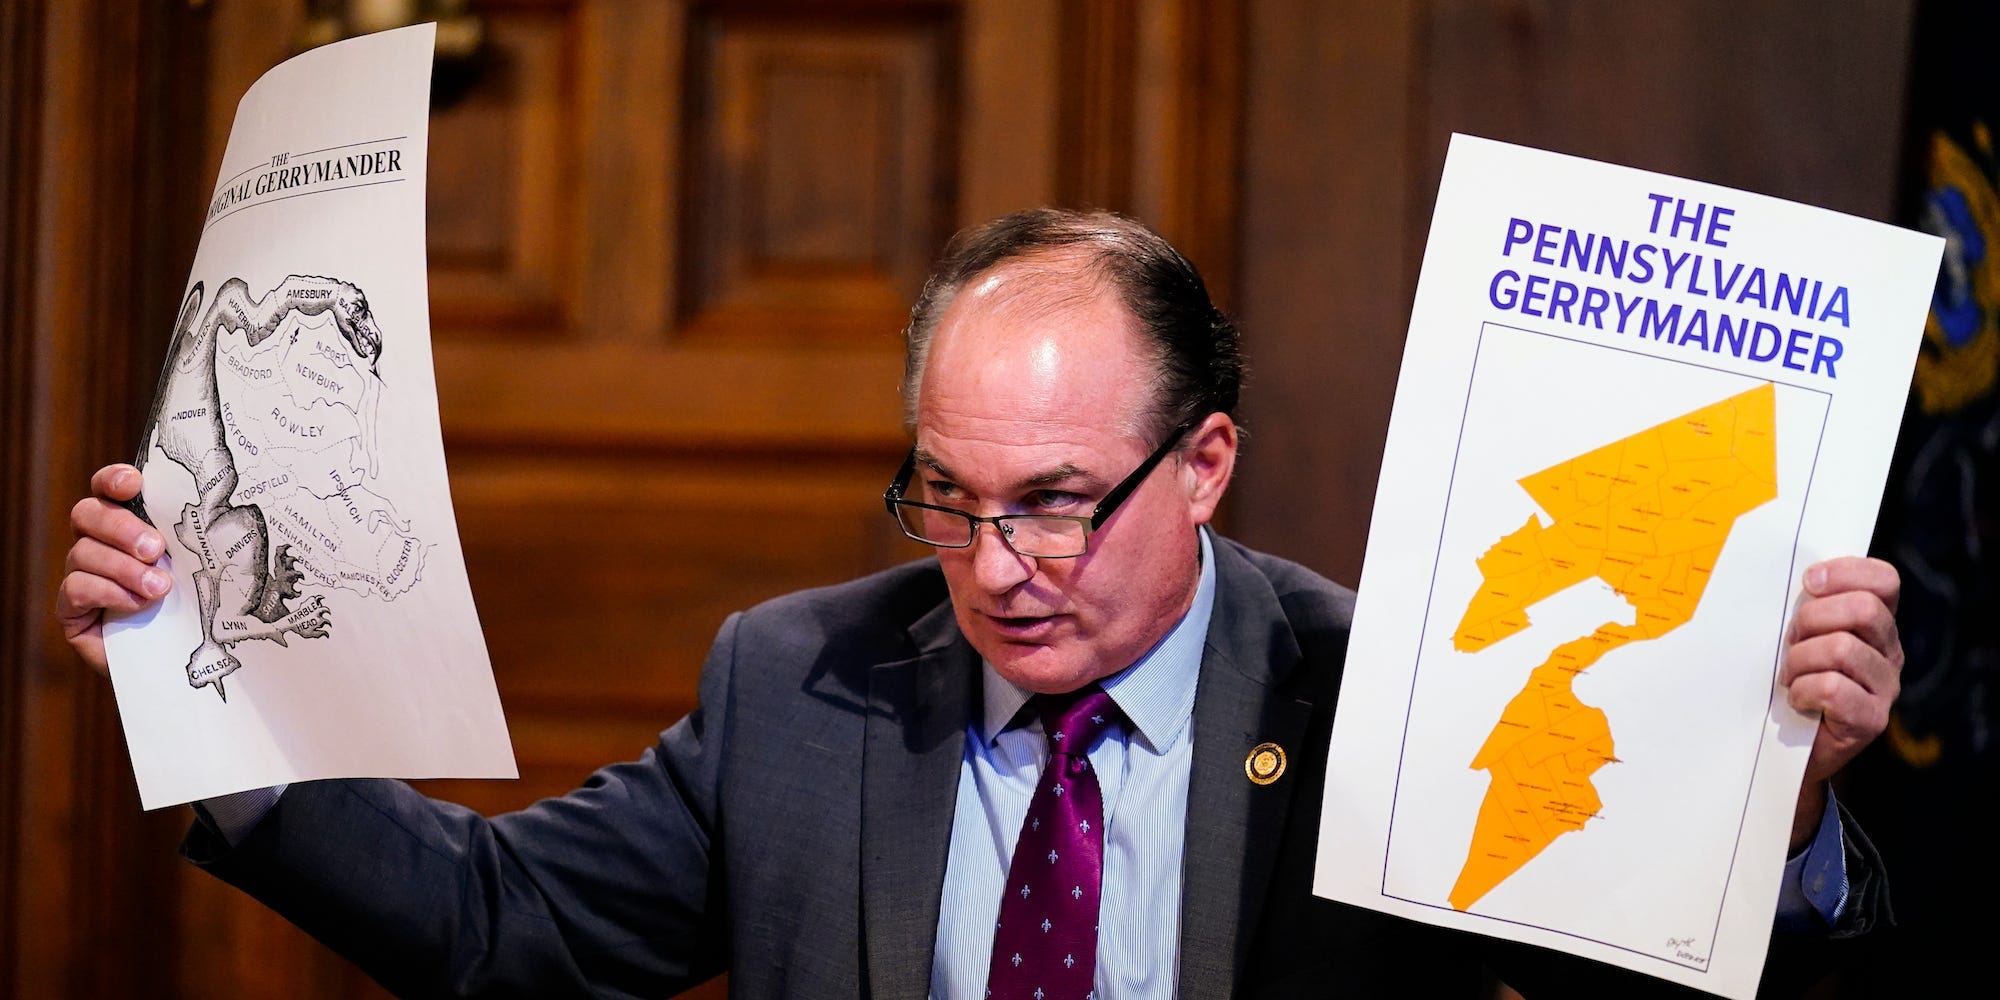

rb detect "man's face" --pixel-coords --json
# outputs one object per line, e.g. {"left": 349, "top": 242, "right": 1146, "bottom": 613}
{"left": 912, "top": 259, "right": 1234, "bottom": 694}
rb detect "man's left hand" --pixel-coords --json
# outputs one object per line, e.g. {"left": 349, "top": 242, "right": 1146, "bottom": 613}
{"left": 1780, "top": 555, "right": 1902, "bottom": 850}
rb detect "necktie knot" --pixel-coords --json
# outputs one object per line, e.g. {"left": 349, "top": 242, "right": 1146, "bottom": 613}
{"left": 1037, "top": 686, "right": 1121, "bottom": 758}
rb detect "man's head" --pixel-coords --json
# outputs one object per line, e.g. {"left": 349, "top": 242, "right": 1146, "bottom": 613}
{"left": 898, "top": 209, "right": 1243, "bottom": 694}
{"left": 902, "top": 209, "right": 1244, "bottom": 442}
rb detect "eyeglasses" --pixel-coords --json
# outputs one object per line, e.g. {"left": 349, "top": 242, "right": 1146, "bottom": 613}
{"left": 882, "top": 420, "right": 1195, "bottom": 559}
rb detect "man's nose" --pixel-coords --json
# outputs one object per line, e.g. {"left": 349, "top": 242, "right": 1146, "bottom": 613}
{"left": 969, "top": 520, "right": 1035, "bottom": 593}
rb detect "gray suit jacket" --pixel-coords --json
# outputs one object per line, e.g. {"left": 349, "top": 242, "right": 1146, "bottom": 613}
{"left": 184, "top": 536, "right": 1886, "bottom": 998}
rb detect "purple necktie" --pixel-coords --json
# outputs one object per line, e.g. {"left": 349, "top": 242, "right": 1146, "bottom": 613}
{"left": 986, "top": 686, "right": 1122, "bottom": 1000}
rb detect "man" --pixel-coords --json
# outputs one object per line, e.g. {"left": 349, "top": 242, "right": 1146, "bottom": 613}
{"left": 59, "top": 209, "right": 1900, "bottom": 997}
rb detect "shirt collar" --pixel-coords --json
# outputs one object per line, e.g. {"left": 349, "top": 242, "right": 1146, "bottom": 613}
{"left": 977, "top": 528, "right": 1216, "bottom": 754}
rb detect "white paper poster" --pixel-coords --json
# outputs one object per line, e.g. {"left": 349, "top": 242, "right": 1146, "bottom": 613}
{"left": 1313, "top": 134, "right": 1941, "bottom": 997}
{"left": 104, "top": 24, "right": 516, "bottom": 809}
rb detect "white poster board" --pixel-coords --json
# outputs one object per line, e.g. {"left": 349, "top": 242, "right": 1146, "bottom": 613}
{"left": 105, "top": 24, "right": 516, "bottom": 809}
{"left": 1313, "top": 134, "right": 1940, "bottom": 998}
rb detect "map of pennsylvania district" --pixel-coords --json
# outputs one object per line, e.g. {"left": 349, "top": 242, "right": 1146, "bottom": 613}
{"left": 1445, "top": 382, "right": 1777, "bottom": 911}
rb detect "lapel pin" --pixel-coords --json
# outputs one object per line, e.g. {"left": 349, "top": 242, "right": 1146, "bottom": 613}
{"left": 1245, "top": 742, "right": 1287, "bottom": 785}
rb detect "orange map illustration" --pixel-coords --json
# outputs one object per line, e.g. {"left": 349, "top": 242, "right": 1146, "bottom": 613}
{"left": 1446, "top": 383, "right": 1778, "bottom": 911}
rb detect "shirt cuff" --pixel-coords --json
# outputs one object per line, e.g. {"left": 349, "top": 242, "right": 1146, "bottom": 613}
{"left": 195, "top": 783, "right": 288, "bottom": 846}
{"left": 1775, "top": 784, "right": 1848, "bottom": 931}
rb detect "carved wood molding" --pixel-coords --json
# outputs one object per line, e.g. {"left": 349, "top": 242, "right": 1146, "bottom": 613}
{"left": 2, "top": 2, "right": 214, "bottom": 995}
{"left": 1059, "top": 0, "right": 1137, "bottom": 212}
{"left": 1057, "top": 0, "right": 1244, "bottom": 309}
{"left": 0, "top": 0, "right": 45, "bottom": 984}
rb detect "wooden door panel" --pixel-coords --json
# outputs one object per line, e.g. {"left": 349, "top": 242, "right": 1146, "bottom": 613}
{"left": 684, "top": 8, "right": 956, "bottom": 344}
{"left": 427, "top": 0, "right": 582, "bottom": 333}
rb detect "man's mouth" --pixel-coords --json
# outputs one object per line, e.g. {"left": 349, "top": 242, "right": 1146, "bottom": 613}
{"left": 986, "top": 613, "right": 1060, "bottom": 640}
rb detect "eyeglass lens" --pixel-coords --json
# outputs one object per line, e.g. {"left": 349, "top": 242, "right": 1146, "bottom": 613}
{"left": 892, "top": 504, "right": 1089, "bottom": 558}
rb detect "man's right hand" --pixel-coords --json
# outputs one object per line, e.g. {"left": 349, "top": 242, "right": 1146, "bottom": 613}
{"left": 58, "top": 464, "right": 171, "bottom": 674}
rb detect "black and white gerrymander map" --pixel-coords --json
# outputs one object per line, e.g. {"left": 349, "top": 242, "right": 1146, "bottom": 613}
{"left": 136, "top": 275, "right": 422, "bottom": 701}
{"left": 104, "top": 25, "right": 515, "bottom": 809}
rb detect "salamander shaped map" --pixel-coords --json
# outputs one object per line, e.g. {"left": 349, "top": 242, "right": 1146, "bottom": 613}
{"left": 134, "top": 275, "right": 428, "bottom": 701}
{"left": 1445, "top": 382, "right": 1777, "bottom": 911}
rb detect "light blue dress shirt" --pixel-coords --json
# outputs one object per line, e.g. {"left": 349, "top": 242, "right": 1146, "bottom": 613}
{"left": 929, "top": 531, "right": 1218, "bottom": 999}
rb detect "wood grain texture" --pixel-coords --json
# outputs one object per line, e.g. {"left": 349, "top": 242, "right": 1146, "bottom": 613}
{"left": 4, "top": 2, "right": 207, "bottom": 996}
{"left": 0, "top": 0, "right": 41, "bottom": 981}
{"left": 1232, "top": 0, "right": 1914, "bottom": 586}
{"left": 683, "top": 6, "right": 956, "bottom": 345}
{"left": 428, "top": 0, "right": 582, "bottom": 334}
{"left": 1234, "top": 0, "right": 1421, "bottom": 586}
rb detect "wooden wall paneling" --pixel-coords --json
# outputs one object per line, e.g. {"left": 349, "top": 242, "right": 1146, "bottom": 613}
{"left": 202, "top": 0, "right": 299, "bottom": 193}
{"left": 1416, "top": 2, "right": 1914, "bottom": 223}
{"left": 1059, "top": 0, "right": 1137, "bottom": 212}
{"left": 578, "top": 0, "right": 681, "bottom": 341}
{"left": 438, "top": 341, "right": 907, "bottom": 446}
{"left": 1128, "top": 0, "right": 1245, "bottom": 310}
{"left": 444, "top": 455, "right": 901, "bottom": 717}
{"left": 1233, "top": 0, "right": 1915, "bottom": 588}
{"left": 1129, "top": 0, "right": 1182, "bottom": 227}
{"left": 1233, "top": 0, "right": 1420, "bottom": 585}
{"left": 1054, "top": 0, "right": 1245, "bottom": 306}
{"left": 428, "top": 0, "right": 963, "bottom": 839}
{"left": 5, "top": 1, "right": 213, "bottom": 996}
{"left": 0, "top": 0, "right": 41, "bottom": 988}
{"left": 427, "top": 0, "right": 582, "bottom": 335}
{"left": 961, "top": 0, "right": 1061, "bottom": 223}
{"left": 432, "top": 3, "right": 932, "bottom": 449}
{"left": 681, "top": 4, "right": 956, "bottom": 346}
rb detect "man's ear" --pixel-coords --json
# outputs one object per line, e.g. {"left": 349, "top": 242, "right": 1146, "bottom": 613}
{"left": 1183, "top": 412, "right": 1238, "bottom": 525}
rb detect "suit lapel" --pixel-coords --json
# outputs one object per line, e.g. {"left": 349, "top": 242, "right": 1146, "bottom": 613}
{"left": 1177, "top": 540, "right": 1315, "bottom": 997}
{"left": 861, "top": 601, "right": 978, "bottom": 1000}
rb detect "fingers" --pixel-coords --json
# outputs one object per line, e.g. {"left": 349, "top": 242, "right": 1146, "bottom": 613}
{"left": 70, "top": 495, "right": 163, "bottom": 563}
{"left": 1803, "top": 555, "right": 1899, "bottom": 614}
{"left": 57, "top": 564, "right": 153, "bottom": 626}
{"left": 64, "top": 535, "right": 170, "bottom": 603}
{"left": 1785, "top": 655, "right": 1894, "bottom": 785}
{"left": 59, "top": 464, "right": 164, "bottom": 676}
{"left": 1782, "top": 555, "right": 1906, "bottom": 784}
{"left": 1786, "top": 590, "right": 1900, "bottom": 677}
{"left": 1784, "top": 630, "right": 1900, "bottom": 708}
{"left": 89, "top": 463, "right": 144, "bottom": 502}
{"left": 1783, "top": 558, "right": 1904, "bottom": 693}
{"left": 55, "top": 567, "right": 136, "bottom": 676}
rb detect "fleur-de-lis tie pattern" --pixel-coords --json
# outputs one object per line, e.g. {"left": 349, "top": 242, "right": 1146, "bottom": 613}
{"left": 986, "top": 686, "right": 1121, "bottom": 1000}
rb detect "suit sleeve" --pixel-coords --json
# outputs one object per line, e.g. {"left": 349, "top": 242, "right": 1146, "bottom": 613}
{"left": 1823, "top": 794, "right": 1891, "bottom": 939}
{"left": 180, "top": 612, "right": 750, "bottom": 999}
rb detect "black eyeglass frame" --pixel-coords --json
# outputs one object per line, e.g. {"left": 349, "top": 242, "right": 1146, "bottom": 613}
{"left": 881, "top": 419, "right": 1198, "bottom": 559}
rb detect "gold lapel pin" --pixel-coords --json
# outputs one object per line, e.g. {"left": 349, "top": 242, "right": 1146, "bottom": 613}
{"left": 1245, "top": 742, "right": 1286, "bottom": 785}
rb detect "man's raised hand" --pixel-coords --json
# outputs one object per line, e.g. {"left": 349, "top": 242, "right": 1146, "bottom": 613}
{"left": 1780, "top": 555, "right": 1902, "bottom": 848}
{"left": 58, "top": 464, "right": 170, "bottom": 674}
